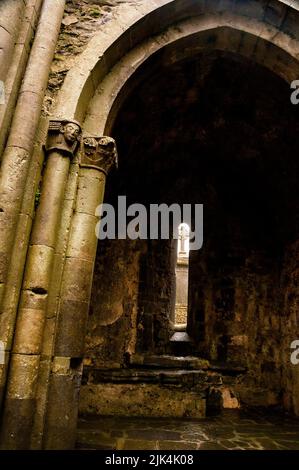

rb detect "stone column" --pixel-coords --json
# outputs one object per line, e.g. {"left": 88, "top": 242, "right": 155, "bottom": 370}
{"left": 0, "top": 0, "right": 66, "bottom": 323}
{"left": 0, "top": 119, "right": 82, "bottom": 450}
{"left": 0, "top": 0, "right": 24, "bottom": 85}
{"left": 0, "top": 0, "right": 66, "bottom": 409}
{"left": 43, "top": 136, "right": 117, "bottom": 449}
{"left": 0, "top": 0, "right": 44, "bottom": 158}
{"left": 0, "top": 115, "right": 48, "bottom": 413}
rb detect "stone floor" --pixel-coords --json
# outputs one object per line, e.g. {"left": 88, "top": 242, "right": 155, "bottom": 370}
{"left": 77, "top": 409, "right": 299, "bottom": 450}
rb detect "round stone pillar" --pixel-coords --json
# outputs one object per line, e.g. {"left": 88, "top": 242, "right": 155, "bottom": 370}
{"left": 43, "top": 135, "right": 117, "bottom": 449}
{"left": 0, "top": 119, "right": 82, "bottom": 449}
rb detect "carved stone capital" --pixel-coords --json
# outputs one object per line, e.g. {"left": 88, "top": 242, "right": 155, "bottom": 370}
{"left": 81, "top": 136, "right": 118, "bottom": 174}
{"left": 45, "top": 119, "right": 82, "bottom": 157}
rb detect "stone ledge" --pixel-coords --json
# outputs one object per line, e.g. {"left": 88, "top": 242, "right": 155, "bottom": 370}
{"left": 79, "top": 382, "right": 206, "bottom": 418}
{"left": 86, "top": 367, "right": 222, "bottom": 388}
{"left": 129, "top": 354, "right": 210, "bottom": 369}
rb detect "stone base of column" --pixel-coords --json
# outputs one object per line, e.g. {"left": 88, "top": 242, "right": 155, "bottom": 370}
{"left": 43, "top": 357, "right": 82, "bottom": 450}
{"left": 0, "top": 354, "right": 39, "bottom": 449}
{"left": 0, "top": 398, "right": 35, "bottom": 449}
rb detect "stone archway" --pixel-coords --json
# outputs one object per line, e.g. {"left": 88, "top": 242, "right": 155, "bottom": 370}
{"left": 82, "top": 44, "right": 299, "bottom": 420}
{"left": 55, "top": 0, "right": 299, "bottom": 126}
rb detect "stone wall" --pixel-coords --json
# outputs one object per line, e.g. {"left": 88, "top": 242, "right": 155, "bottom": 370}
{"left": 188, "top": 227, "right": 283, "bottom": 407}
{"left": 85, "top": 237, "right": 176, "bottom": 368}
{"left": 85, "top": 239, "right": 142, "bottom": 368}
{"left": 44, "top": 0, "right": 146, "bottom": 113}
{"left": 280, "top": 240, "right": 299, "bottom": 415}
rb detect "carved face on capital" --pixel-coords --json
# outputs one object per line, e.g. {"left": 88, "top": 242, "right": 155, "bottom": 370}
{"left": 63, "top": 123, "right": 81, "bottom": 143}
{"left": 83, "top": 137, "right": 98, "bottom": 155}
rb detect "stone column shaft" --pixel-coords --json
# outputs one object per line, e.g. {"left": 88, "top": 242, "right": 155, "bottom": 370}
{"left": 0, "top": 0, "right": 66, "bottom": 416}
{"left": 43, "top": 136, "right": 117, "bottom": 449}
{"left": 30, "top": 161, "right": 80, "bottom": 449}
{"left": 0, "top": 0, "right": 43, "bottom": 158}
{"left": 0, "top": 115, "right": 47, "bottom": 409}
{"left": 0, "top": 120, "right": 82, "bottom": 449}
{"left": 0, "top": 0, "right": 66, "bottom": 329}
{"left": 0, "top": 0, "right": 25, "bottom": 84}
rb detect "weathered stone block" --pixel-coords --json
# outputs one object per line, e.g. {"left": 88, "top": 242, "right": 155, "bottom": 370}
{"left": 79, "top": 383, "right": 206, "bottom": 418}
{"left": 66, "top": 212, "right": 98, "bottom": 261}
{"left": 13, "top": 307, "right": 45, "bottom": 354}
{"left": 264, "top": 0, "right": 286, "bottom": 28}
{"left": 7, "top": 353, "right": 39, "bottom": 399}
{"left": 0, "top": 397, "right": 36, "bottom": 449}
{"left": 281, "top": 8, "right": 299, "bottom": 40}
{"left": 61, "top": 257, "right": 94, "bottom": 303}
{"left": 23, "top": 244, "right": 54, "bottom": 292}
{"left": 44, "top": 370, "right": 81, "bottom": 449}
{"left": 55, "top": 299, "right": 89, "bottom": 357}
{"left": 76, "top": 171, "right": 106, "bottom": 215}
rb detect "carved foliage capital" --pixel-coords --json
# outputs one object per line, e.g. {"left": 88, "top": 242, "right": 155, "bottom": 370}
{"left": 81, "top": 136, "right": 118, "bottom": 174}
{"left": 45, "top": 119, "right": 82, "bottom": 157}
